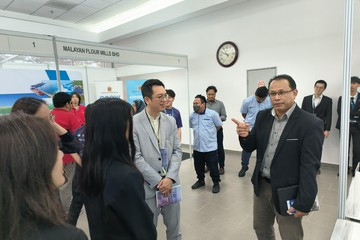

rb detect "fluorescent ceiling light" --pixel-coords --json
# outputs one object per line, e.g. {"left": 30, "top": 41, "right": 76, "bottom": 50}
{"left": 91, "top": 0, "right": 184, "bottom": 33}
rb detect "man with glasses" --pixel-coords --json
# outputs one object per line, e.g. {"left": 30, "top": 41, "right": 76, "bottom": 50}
{"left": 301, "top": 80, "right": 332, "bottom": 174}
{"left": 133, "top": 79, "right": 182, "bottom": 240}
{"left": 232, "top": 74, "right": 323, "bottom": 240}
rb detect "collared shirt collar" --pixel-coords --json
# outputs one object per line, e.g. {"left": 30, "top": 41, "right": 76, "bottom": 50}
{"left": 313, "top": 94, "right": 323, "bottom": 100}
{"left": 271, "top": 103, "right": 296, "bottom": 120}
{"left": 351, "top": 93, "right": 358, "bottom": 103}
{"left": 145, "top": 109, "right": 160, "bottom": 120}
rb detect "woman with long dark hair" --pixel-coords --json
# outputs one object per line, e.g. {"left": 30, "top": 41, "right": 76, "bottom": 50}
{"left": 0, "top": 113, "right": 87, "bottom": 240}
{"left": 80, "top": 98, "right": 156, "bottom": 240}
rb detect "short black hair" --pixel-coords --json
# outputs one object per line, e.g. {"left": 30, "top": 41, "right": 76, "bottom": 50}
{"left": 52, "top": 92, "right": 71, "bottom": 108}
{"left": 314, "top": 80, "right": 327, "bottom": 89}
{"left": 195, "top": 94, "right": 207, "bottom": 104}
{"left": 166, "top": 89, "right": 176, "bottom": 98}
{"left": 351, "top": 76, "right": 360, "bottom": 84}
{"left": 268, "top": 74, "right": 296, "bottom": 90}
{"left": 71, "top": 92, "right": 82, "bottom": 102}
{"left": 141, "top": 79, "right": 165, "bottom": 99}
{"left": 206, "top": 85, "right": 217, "bottom": 93}
{"left": 255, "top": 86, "right": 268, "bottom": 98}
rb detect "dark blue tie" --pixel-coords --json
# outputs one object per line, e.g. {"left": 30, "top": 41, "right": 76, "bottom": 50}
{"left": 351, "top": 97, "right": 355, "bottom": 110}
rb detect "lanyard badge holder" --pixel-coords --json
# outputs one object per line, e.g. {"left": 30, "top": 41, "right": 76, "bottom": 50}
{"left": 160, "top": 148, "right": 168, "bottom": 177}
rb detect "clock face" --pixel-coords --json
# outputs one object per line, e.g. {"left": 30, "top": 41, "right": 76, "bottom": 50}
{"left": 216, "top": 41, "right": 239, "bottom": 67}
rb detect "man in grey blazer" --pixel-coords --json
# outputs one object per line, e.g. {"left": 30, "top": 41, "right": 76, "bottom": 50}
{"left": 133, "top": 79, "right": 182, "bottom": 240}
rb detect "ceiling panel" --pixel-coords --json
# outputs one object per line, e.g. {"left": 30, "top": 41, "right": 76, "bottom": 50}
{"left": 33, "top": 6, "right": 67, "bottom": 19}
{"left": 0, "top": 0, "right": 248, "bottom": 42}
{"left": 76, "top": 0, "right": 148, "bottom": 25}
{"left": 6, "top": 1, "right": 43, "bottom": 14}
{"left": 0, "top": 0, "right": 14, "bottom": 9}
{"left": 82, "top": 0, "right": 113, "bottom": 9}
{"left": 56, "top": 5, "right": 99, "bottom": 23}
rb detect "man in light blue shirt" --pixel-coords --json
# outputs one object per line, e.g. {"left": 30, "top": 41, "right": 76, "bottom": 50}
{"left": 238, "top": 86, "right": 272, "bottom": 177}
{"left": 190, "top": 94, "right": 223, "bottom": 193}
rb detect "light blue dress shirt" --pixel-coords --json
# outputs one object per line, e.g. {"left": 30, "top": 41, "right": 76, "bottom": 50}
{"left": 240, "top": 95, "right": 272, "bottom": 128}
{"left": 189, "top": 108, "right": 223, "bottom": 152}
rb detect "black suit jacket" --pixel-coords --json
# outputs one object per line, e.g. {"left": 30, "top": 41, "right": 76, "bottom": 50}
{"left": 82, "top": 161, "right": 157, "bottom": 240}
{"left": 301, "top": 95, "right": 332, "bottom": 131}
{"left": 27, "top": 224, "right": 88, "bottom": 240}
{"left": 336, "top": 92, "right": 360, "bottom": 129}
{"left": 239, "top": 105, "right": 324, "bottom": 214}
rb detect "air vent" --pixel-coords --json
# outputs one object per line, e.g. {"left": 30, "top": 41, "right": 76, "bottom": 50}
{"left": 44, "top": 0, "right": 78, "bottom": 11}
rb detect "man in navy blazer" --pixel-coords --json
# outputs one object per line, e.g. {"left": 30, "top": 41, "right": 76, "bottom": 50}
{"left": 232, "top": 74, "right": 324, "bottom": 240}
{"left": 336, "top": 76, "right": 360, "bottom": 176}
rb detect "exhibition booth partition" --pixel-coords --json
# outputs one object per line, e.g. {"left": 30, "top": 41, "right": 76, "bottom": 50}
{"left": 0, "top": 30, "right": 192, "bottom": 145}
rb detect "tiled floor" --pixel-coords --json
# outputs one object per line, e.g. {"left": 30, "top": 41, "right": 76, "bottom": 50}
{"left": 76, "top": 150, "right": 351, "bottom": 240}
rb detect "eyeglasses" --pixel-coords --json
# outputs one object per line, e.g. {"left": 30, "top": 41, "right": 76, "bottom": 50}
{"left": 269, "top": 90, "right": 293, "bottom": 98}
{"left": 153, "top": 94, "right": 169, "bottom": 101}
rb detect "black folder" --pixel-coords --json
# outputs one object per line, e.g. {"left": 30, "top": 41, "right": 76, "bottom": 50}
{"left": 276, "top": 185, "right": 299, "bottom": 216}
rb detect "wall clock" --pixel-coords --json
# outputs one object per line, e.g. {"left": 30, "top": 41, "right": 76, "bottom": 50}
{"left": 216, "top": 41, "right": 239, "bottom": 67}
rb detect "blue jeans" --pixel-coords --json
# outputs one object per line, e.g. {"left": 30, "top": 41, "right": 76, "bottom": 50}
{"left": 241, "top": 150, "right": 252, "bottom": 167}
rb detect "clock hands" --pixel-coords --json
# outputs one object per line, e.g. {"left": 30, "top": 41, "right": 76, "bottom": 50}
{"left": 221, "top": 49, "right": 229, "bottom": 56}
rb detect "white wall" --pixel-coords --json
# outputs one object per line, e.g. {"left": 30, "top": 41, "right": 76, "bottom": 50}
{"left": 113, "top": 0, "right": 360, "bottom": 165}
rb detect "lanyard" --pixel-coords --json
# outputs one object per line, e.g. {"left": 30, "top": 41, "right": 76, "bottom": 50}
{"left": 145, "top": 111, "right": 168, "bottom": 172}
{"left": 145, "top": 111, "right": 161, "bottom": 148}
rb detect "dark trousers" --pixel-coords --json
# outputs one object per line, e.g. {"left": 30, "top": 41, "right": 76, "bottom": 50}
{"left": 217, "top": 127, "right": 225, "bottom": 168}
{"left": 241, "top": 150, "right": 252, "bottom": 167}
{"left": 350, "top": 123, "right": 360, "bottom": 173}
{"left": 193, "top": 150, "right": 220, "bottom": 183}
{"left": 67, "top": 164, "right": 83, "bottom": 226}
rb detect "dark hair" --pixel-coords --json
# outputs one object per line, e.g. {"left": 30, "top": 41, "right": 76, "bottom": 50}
{"left": 314, "top": 80, "right": 327, "bottom": 89}
{"left": 0, "top": 113, "right": 64, "bottom": 240}
{"left": 206, "top": 85, "right": 217, "bottom": 93}
{"left": 11, "top": 97, "right": 46, "bottom": 115}
{"left": 166, "top": 89, "right": 176, "bottom": 98}
{"left": 52, "top": 92, "right": 71, "bottom": 108}
{"left": 255, "top": 86, "right": 268, "bottom": 98}
{"left": 132, "top": 99, "right": 145, "bottom": 114}
{"left": 141, "top": 79, "right": 165, "bottom": 99}
{"left": 351, "top": 76, "right": 360, "bottom": 84}
{"left": 195, "top": 94, "right": 207, "bottom": 104}
{"left": 70, "top": 92, "right": 82, "bottom": 103}
{"left": 268, "top": 74, "right": 297, "bottom": 90}
{"left": 80, "top": 98, "right": 137, "bottom": 196}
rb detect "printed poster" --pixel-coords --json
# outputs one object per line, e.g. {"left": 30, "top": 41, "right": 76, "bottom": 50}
{"left": 0, "top": 69, "right": 83, "bottom": 114}
{"left": 126, "top": 79, "right": 146, "bottom": 104}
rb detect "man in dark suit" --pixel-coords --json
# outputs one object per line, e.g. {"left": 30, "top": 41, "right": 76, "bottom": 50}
{"left": 301, "top": 80, "right": 332, "bottom": 174}
{"left": 336, "top": 76, "right": 360, "bottom": 176}
{"left": 232, "top": 74, "right": 324, "bottom": 240}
